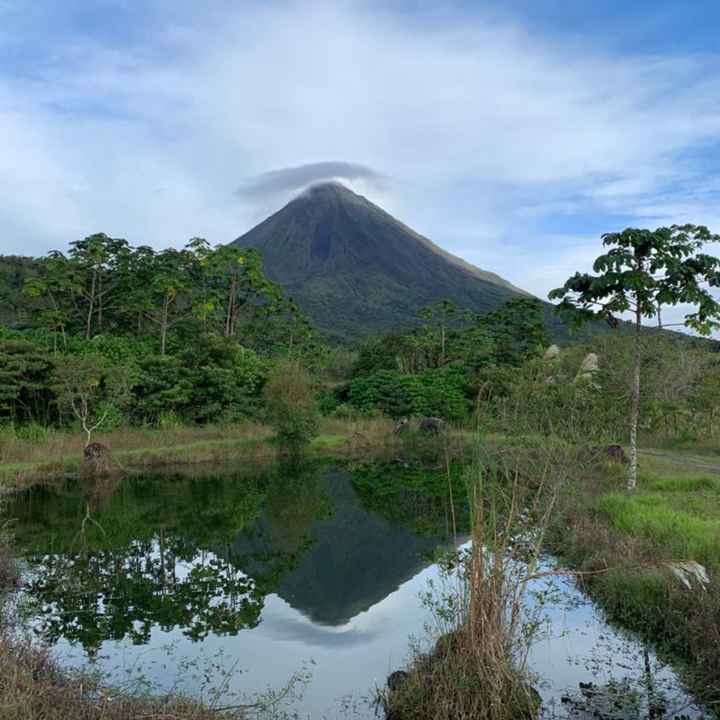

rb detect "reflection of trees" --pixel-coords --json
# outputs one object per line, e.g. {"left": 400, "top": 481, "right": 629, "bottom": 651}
{"left": 233, "top": 464, "right": 446, "bottom": 625}
{"left": 28, "top": 537, "right": 266, "bottom": 653}
{"left": 349, "top": 459, "right": 468, "bottom": 538}
{"left": 263, "top": 459, "right": 332, "bottom": 553}
{"left": 15, "top": 459, "right": 463, "bottom": 650}
{"left": 15, "top": 469, "right": 300, "bottom": 655}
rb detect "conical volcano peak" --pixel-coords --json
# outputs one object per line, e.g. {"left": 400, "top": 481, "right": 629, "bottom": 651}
{"left": 302, "top": 180, "right": 353, "bottom": 194}
{"left": 295, "top": 180, "right": 368, "bottom": 205}
{"left": 232, "top": 184, "right": 529, "bottom": 339}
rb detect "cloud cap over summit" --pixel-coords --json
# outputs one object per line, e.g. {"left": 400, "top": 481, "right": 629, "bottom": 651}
{"left": 237, "top": 162, "right": 385, "bottom": 199}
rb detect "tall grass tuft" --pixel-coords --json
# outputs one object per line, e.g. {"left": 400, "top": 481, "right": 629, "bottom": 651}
{"left": 382, "top": 443, "right": 562, "bottom": 720}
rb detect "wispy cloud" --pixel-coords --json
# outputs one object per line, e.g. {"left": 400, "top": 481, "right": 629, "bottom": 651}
{"left": 237, "top": 161, "right": 384, "bottom": 198}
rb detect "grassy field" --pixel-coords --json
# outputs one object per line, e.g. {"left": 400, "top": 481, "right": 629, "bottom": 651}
{"left": 552, "top": 447, "right": 720, "bottom": 708}
{"left": 0, "top": 416, "right": 475, "bottom": 487}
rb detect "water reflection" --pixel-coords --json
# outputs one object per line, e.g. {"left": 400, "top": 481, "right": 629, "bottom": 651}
{"left": 8, "top": 459, "right": 706, "bottom": 719}
{"left": 11, "top": 458, "right": 460, "bottom": 654}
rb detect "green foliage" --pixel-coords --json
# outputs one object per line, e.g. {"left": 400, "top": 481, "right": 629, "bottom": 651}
{"left": 181, "top": 337, "right": 265, "bottom": 423}
{"left": 350, "top": 459, "right": 469, "bottom": 535}
{"left": 345, "top": 366, "right": 469, "bottom": 421}
{"left": 0, "top": 339, "right": 55, "bottom": 424}
{"left": 5, "top": 235, "right": 309, "bottom": 359}
{"left": 550, "top": 225, "right": 720, "bottom": 333}
{"left": 352, "top": 298, "right": 548, "bottom": 379}
{"left": 130, "top": 355, "right": 193, "bottom": 425}
{"left": 264, "top": 360, "right": 319, "bottom": 445}
{"left": 66, "top": 333, "right": 153, "bottom": 365}
{"left": 52, "top": 354, "right": 133, "bottom": 442}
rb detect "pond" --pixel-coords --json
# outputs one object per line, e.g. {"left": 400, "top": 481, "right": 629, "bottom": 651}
{"left": 7, "top": 459, "right": 712, "bottom": 719}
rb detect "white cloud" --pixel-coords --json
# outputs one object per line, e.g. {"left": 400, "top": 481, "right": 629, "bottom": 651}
{"left": 2, "top": 0, "right": 720, "bottom": 305}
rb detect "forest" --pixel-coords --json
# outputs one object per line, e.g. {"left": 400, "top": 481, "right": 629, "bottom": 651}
{"left": 0, "top": 232, "right": 558, "bottom": 438}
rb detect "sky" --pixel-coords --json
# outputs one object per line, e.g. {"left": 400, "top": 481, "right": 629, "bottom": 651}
{"left": 2, "top": 0, "right": 720, "bottom": 321}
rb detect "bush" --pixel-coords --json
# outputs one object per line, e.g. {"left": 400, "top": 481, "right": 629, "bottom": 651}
{"left": 264, "top": 360, "right": 319, "bottom": 446}
{"left": 181, "top": 338, "right": 266, "bottom": 423}
{"left": 344, "top": 366, "right": 470, "bottom": 422}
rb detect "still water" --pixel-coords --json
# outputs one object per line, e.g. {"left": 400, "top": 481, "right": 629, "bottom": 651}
{"left": 8, "top": 459, "right": 711, "bottom": 719}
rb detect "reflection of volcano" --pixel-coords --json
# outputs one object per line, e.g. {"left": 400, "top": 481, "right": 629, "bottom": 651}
{"left": 231, "top": 468, "right": 442, "bottom": 625}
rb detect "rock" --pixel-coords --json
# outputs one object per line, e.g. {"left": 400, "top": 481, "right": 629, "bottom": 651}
{"left": 387, "top": 670, "right": 409, "bottom": 692}
{"left": 575, "top": 352, "right": 600, "bottom": 385}
{"left": 418, "top": 417, "right": 446, "bottom": 434}
{"left": 543, "top": 344, "right": 561, "bottom": 361}
{"left": 83, "top": 442, "right": 112, "bottom": 474}
{"left": 579, "top": 352, "right": 599, "bottom": 373}
{"left": 393, "top": 417, "right": 411, "bottom": 435}
{"left": 603, "top": 444, "right": 627, "bottom": 464}
{"left": 586, "top": 444, "right": 628, "bottom": 465}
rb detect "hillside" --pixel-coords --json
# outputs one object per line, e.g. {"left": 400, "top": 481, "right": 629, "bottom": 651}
{"left": 232, "top": 182, "right": 529, "bottom": 339}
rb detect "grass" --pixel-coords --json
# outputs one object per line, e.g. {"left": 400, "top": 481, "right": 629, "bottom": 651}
{"left": 549, "top": 448, "right": 720, "bottom": 707}
{"left": 0, "top": 422, "right": 272, "bottom": 486}
{"left": 0, "top": 417, "right": 415, "bottom": 486}
{"left": 381, "top": 445, "right": 557, "bottom": 720}
{"left": 597, "top": 492, "right": 720, "bottom": 570}
{"left": 0, "top": 632, "right": 250, "bottom": 720}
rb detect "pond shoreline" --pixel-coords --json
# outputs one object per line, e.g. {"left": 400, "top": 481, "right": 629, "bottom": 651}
{"left": 1, "top": 444, "right": 718, "bottom": 719}
{"left": 0, "top": 418, "right": 474, "bottom": 488}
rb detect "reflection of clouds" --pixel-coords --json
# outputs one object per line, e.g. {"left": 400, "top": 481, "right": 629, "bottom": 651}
{"left": 260, "top": 604, "right": 383, "bottom": 648}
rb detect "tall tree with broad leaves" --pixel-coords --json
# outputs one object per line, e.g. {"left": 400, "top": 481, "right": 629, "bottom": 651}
{"left": 23, "top": 251, "right": 79, "bottom": 350}
{"left": 205, "top": 245, "right": 282, "bottom": 339}
{"left": 419, "top": 299, "right": 460, "bottom": 365}
{"left": 68, "top": 234, "right": 131, "bottom": 339}
{"left": 549, "top": 225, "right": 720, "bottom": 490}
{"left": 145, "top": 247, "right": 197, "bottom": 355}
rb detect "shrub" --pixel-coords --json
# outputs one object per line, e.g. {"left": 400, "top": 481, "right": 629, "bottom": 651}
{"left": 264, "top": 360, "right": 319, "bottom": 446}
{"left": 344, "top": 366, "right": 469, "bottom": 422}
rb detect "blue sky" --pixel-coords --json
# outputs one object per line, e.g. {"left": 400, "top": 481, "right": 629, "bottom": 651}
{"left": 2, "top": 0, "right": 720, "bottom": 318}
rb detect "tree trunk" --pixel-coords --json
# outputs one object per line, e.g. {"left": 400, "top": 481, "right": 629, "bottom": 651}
{"left": 85, "top": 269, "right": 97, "bottom": 339}
{"left": 225, "top": 279, "right": 236, "bottom": 337}
{"left": 160, "top": 295, "right": 170, "bottom": 355}
{"left": 97, "top": 273, "right": 103, "bottom": 332}
{"left": 441, "top": 321, "right": 446, "bottom": 365}
{"left": 628, "top": 304, "right": 641, "bottom": 491}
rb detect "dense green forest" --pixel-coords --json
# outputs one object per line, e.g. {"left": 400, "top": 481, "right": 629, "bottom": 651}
{"left": 0, "top": 233, "right": 556, "bottom": 435}
{"left": 2, "top": 230, "right": 720, "bottom": 454}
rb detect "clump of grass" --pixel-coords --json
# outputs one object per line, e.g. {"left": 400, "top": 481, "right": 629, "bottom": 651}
{"left": 0, "top": 632, "right": 249, "bottom": 720}
{"left": 382, "top": 447, "right": 559, "bottom": 720}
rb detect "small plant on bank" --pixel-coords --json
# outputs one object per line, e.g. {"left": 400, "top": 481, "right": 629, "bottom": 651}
{"left": 263, "top": 360, "right": 319, "bottom": 447}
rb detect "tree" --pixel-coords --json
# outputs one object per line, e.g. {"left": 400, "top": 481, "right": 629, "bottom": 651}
{"left": 68, "top": 234, "right": 130, "bottom": 339}
{"left": 0, "top": 339, "right": 54, "bottom": 424}
{"left": 264, "top": 360, "right": 319, "bottom": 447}
{"left": 205, "top": 246, "right": 275, "bottom": 338}
{"left": 145, "top": 248, "right": 195, "bottom": 355}
{"left": 115, "top": 244, "right": 158, "bottom": 335}
{"left": 52, "top": 354, "right": 131, "bottom": 445}
{"left": 419, "top": 299, "right": 460, "bottom": 365}
{"left": 23, "top": 251, "right": 78, "bottom": 350}
{"left": 549, "top": 225, "right": 720, "bottom": 490}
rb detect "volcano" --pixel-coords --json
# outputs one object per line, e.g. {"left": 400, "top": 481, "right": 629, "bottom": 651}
{"left": 232, "top": 182, "right": 529, "bottom": 339}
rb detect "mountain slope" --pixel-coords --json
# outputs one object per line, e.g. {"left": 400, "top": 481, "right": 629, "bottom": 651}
{"left": 232, "top": 182, "right": 529, "bottom": 339}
